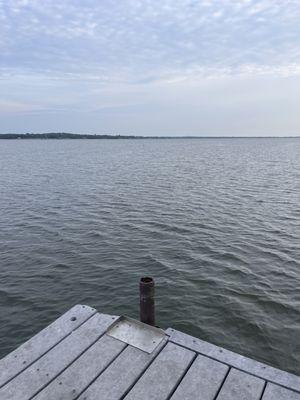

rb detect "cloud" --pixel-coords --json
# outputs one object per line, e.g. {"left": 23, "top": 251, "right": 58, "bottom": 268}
{"left": 1, "top": 0, "right": 300, "bottom": 80}
{"left": 0, "top": 99, "right": 43, "bottom": 113}
{"left": 0, "top": 0, "right": 299, "bottom": 134}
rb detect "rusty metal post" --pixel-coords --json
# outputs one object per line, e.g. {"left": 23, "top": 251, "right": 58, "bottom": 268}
{"left": 139, "top": 277, "right": 155, "bottom": 326}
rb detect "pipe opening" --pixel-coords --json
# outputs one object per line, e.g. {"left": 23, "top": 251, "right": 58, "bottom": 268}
{"left": 140, "top": 277, "right": 153, "bottom": 284}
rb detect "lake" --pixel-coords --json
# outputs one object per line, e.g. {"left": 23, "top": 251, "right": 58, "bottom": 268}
{"left": 0, "top": 138, "right": 299, "bottom": 374}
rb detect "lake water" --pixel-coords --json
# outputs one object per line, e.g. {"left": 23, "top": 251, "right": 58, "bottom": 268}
{"left": 0, "top": 138, "right": 299, "bottom": 374}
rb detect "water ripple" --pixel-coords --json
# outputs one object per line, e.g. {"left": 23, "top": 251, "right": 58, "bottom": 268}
{"left": 0, "top": 138, "right": 299, "bottom": 375}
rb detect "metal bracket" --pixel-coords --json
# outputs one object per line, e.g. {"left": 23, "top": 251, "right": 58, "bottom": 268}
{"left": 106, "top": 316, "right": 166, "bottom": 353}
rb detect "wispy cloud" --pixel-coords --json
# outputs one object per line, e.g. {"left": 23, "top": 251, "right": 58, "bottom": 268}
{"left": 0, "top": 0, "right": 300, "bottom": 134}
{"left": 0, "top": 99, "right": 43, "bottom": 113}
{"left": 1, "top": 0, "right": 300, "bottom": 80}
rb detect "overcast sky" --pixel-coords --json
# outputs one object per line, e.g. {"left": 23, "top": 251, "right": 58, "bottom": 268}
{"left": 0, "top": 0, "right": 300, "bottom": 136}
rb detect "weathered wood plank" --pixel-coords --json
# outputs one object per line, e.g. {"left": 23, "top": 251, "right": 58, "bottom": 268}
{"left": 77, "top": 339, "right": 167, "bottom": 400}
{"left": 171, "top": 354, "right": 229, "bottom": 400}
{"left": 0, "top": 305, "right": 96, "bottom": 388}
{"left": 33, "top": 334, "right": 126, "bottom": 400}
{"left": 217, "top": 368, "right": 265, "bottom": 400}
{"left": 0, "top": 313, "right": 116, "bottom": 400}
{"left": 262, "top": 383, "right": 300, "bottom": 400}
{"left": 124, "top": 342, "right": 195, "bottom": 400}
{"left": 167, "top": 328, "right": 300, "bottom": 392}
{"left": 1, "top": 306, "right": 298, "bottom": 400}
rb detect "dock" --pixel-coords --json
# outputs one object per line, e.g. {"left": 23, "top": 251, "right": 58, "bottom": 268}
{"left": 0, "top": 304, "right": 299, "bottom": 399}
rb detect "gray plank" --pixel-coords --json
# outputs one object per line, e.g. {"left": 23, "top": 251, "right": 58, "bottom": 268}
{"left": 171, "top": 354, "right": 229, "bottom": 400}
{"left": 0, "top": 313, "right": 116, "bottom": 400}
{"left": 217, "top": 368, "right": 265, "bottom": 400}
{"left": 263, "top": 383, "right": 300, "bottom": 400}
{"left": 33, "top": 334, "right": 126, "bottom": 400}
{"left": 0, "top": 304, "right": 96, "bottom": 388}
{"left": 78, "top": 339, "right": 167, "bottom": 400}
{"left": 124, "top": 342, "right": 195, "bottom": 400}
{"left": 167, "top": 328, "right": 300, "bottom": 392}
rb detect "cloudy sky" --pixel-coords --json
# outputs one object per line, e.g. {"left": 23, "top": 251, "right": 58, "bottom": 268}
{"left": 0, "top": 0, "right": 300, "bottom": 136}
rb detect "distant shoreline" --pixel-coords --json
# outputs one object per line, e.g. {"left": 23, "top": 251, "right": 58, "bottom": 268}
{"left": 0, "top": 133, "right": 299, "bottom": 139}
{"left": 0, "top": 133, "right": 140, "bottom": 140}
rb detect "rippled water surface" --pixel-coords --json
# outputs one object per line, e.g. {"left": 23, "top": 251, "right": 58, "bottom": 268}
{"left": 0, "top": 138, "right": 299, "bottom": 374}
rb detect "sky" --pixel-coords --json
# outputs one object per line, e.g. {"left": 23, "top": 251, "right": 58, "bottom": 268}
{"left": 0, "top": 0, "right": 300, "bottom": 136}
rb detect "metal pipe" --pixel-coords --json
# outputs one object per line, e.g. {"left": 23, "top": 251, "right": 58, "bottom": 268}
{"left": 139, "top": 277, "right": 155, "bottom": 326}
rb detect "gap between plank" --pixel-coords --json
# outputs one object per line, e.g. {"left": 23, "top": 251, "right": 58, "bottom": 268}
{"left": 0, "top": 310, "right": 97, "bottom": 390}
{"left": 168, "top": 340, "right": 300, "bottom": 395}
{"left": 119, "top": 339, "right": 169, "bottom": 400}
{"left": 28, "top": 321, "right": 120, "bottom": 399}
{"left": 213, "top": 367, "right": 231, "bottom": 400}
{"left": 74, "top": 344, "right": 129, "bottom": 400}
{"left": 165, "top": 352, "right": 198, "bottom": 400}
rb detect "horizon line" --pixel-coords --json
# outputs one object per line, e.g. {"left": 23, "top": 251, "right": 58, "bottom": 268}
{"left": 1, "top": 132, "right": 300, "bottom": 139}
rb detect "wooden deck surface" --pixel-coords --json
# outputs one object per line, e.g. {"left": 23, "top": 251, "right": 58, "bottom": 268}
{"left": 0, "top": 304, "right": 299, "bottom": 399}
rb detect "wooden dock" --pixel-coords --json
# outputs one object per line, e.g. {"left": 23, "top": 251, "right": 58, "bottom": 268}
{"left": 0, "top": 304, "right": 299, "bottom": 399}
